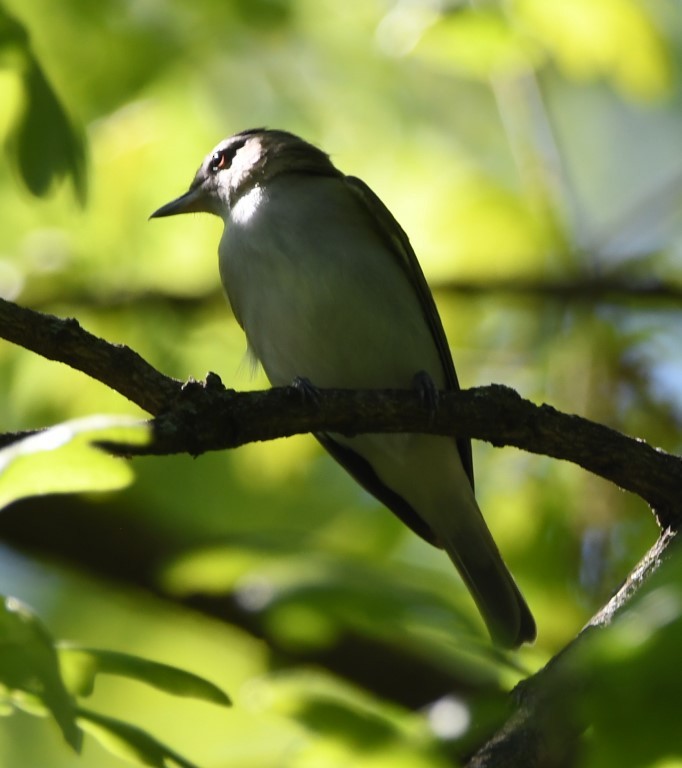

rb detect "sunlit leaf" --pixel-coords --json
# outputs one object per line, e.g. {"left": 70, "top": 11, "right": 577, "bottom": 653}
{"left": 0, "top": 416, "right": 148, "bottom": 509}
{"left": 77, "top": 707, "right": 197, "bottom": 768}
{"left": 0, "top": 596, "right": 80, "bottom": 751}
{"left": 58, "top": 645, "right": 231, "bottom": 706}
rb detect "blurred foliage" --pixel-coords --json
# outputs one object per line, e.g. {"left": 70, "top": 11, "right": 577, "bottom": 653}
{"left": 0, "top": 0, "right": 681, "bottom": 765}
{"left": 0, "top": 595, "right": 231, "bottom": 768}
{"left": 576, "top": 543, "right": 682, "bottom": 767}
{"left": 0, "top": 418, "right": 231, "bottom": 766}
{"left": 0, "top": 5, "right": 86, "bottom": 201}
{"left": 0, "top": 416, "right": 147, "bottom": 508}
{"left": 0, "top": 596, "right": 80, "bottom": 752}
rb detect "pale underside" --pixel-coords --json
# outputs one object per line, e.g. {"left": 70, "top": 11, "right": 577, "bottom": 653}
{"left": 218, "top": 171, "right": 526, "bottom": 645}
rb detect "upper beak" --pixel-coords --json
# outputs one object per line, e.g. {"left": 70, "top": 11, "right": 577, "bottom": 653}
{"left": 149, "top": 185, "right": 208, "bottom": 219}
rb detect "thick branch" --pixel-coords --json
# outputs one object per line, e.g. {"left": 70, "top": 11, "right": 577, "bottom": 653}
{"left": 0, "top": 298, "right": 180, "bottom": 412}
{"left": 1, "top": 297, "right": 681, "bottom": 525}
{"left": 121, "top": 381, "right": 682, "bottom": 529}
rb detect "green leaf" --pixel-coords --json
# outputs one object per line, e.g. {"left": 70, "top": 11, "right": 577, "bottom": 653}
{"left": 0, "top": 4, "right": 29, "bottom": 48}
{"left": 6, "top": 54, "right": 88, "bottom": 202}
{"left": 77, "top": 707, "right": 197, "bottom": 768}
{"left": 58, "top": 645, "right": 231, "bottom": 706}
{"left": 0, "top": 5, "right": 87, "bottom": 202}
{"left": 0, "top": 416, "right": 149, "bottom": 509}
{"left": 0, "top": 596, "right": 80, "bottom": 751}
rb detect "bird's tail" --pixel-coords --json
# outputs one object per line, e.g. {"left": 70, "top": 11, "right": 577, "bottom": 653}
{"left": 439, "top": 499, "right": 536, "bottom": 649}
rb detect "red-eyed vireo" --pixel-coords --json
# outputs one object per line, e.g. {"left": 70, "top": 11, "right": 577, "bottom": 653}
{"left": 151, "top": 128, "right": 536, "bottom": 648}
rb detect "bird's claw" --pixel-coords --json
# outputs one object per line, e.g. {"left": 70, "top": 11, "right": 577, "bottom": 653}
{"left": 291, "top": 376, "right": 322, "bottom": 404}
{"left": 412, "top": 370, "right": 439, "bottom": 419}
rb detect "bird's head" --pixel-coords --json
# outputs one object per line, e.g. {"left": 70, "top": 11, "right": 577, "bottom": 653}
{"left": 150, "top": 128, "right": 338, "bottom": 221}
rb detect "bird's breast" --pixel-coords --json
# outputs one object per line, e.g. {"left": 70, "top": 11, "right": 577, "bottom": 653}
{"left": 219, "top": 175, "right": 444, "bottom": 390}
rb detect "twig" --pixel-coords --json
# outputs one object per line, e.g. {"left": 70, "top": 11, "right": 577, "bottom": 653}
{"left": 436, "top": 276, "right": 682, "bottom": 306}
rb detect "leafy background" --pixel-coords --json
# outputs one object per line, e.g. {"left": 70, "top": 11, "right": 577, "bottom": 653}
{"left": 1, "top": 0, "right": 682, "bottom": 766}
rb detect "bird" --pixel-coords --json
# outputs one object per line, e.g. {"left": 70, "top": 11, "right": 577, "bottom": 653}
{"left": 151, "top": 128, "right": 536, "bottom": 648}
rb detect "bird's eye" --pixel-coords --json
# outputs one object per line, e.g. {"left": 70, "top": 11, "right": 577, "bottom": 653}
{"left": 209, "top": 138, "right": 249, "bottom": 174}
{"left": 210, "top": 150, "right": 228, "bottom": 173}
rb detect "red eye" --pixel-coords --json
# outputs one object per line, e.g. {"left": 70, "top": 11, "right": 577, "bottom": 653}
{"left": 210, "top": 151, "right": 226, "bottom": 173}
{"left": 208, "top": 138, "right": 249, "bottom": 174}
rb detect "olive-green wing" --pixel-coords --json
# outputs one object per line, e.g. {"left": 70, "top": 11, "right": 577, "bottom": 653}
{"left": 344, "top": 174, "right": 474, "bottom": 490}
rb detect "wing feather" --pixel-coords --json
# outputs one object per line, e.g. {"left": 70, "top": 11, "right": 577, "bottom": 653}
{"left": 344, "top": 175, "right": 475, "bottom": 490}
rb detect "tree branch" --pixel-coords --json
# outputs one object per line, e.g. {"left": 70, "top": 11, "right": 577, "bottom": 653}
{"left": 1, "top": 297, "right": 681, "bottom": 527}
{"left": 0, "top": 297, "right": 179, "bottom": 413}
{"left": 437, "top": 275, "right": 682, "bottom": 307}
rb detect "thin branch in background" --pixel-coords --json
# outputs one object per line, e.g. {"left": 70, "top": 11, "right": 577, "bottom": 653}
{"left": 434, "top": 274, "right": 682, "bottom": 306}
{"left": 16, "top": 268, "right": 682, "bottom": 318}
{"left": 490, "top": 66, "right": 582, "bottom": 240}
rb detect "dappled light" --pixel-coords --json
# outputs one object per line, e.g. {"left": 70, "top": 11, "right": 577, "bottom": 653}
{"left": 0, "top": 0, "right": 681, "bottom": 766}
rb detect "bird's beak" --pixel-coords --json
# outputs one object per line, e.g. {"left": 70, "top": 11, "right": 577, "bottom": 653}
{"left": 149, "top": 185, "right": 209, "bottom": 219}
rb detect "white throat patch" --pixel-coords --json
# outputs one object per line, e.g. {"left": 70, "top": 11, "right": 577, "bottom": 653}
{"left": 231, "top": 185, "right": 264, "bottom": 225}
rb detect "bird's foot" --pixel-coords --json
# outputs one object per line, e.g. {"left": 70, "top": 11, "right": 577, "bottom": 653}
{"left": 291, "top": 376, "right": 322, "bottom": 405}
{"left": 412, "top": 370, "right": 439, "bottom": 420}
